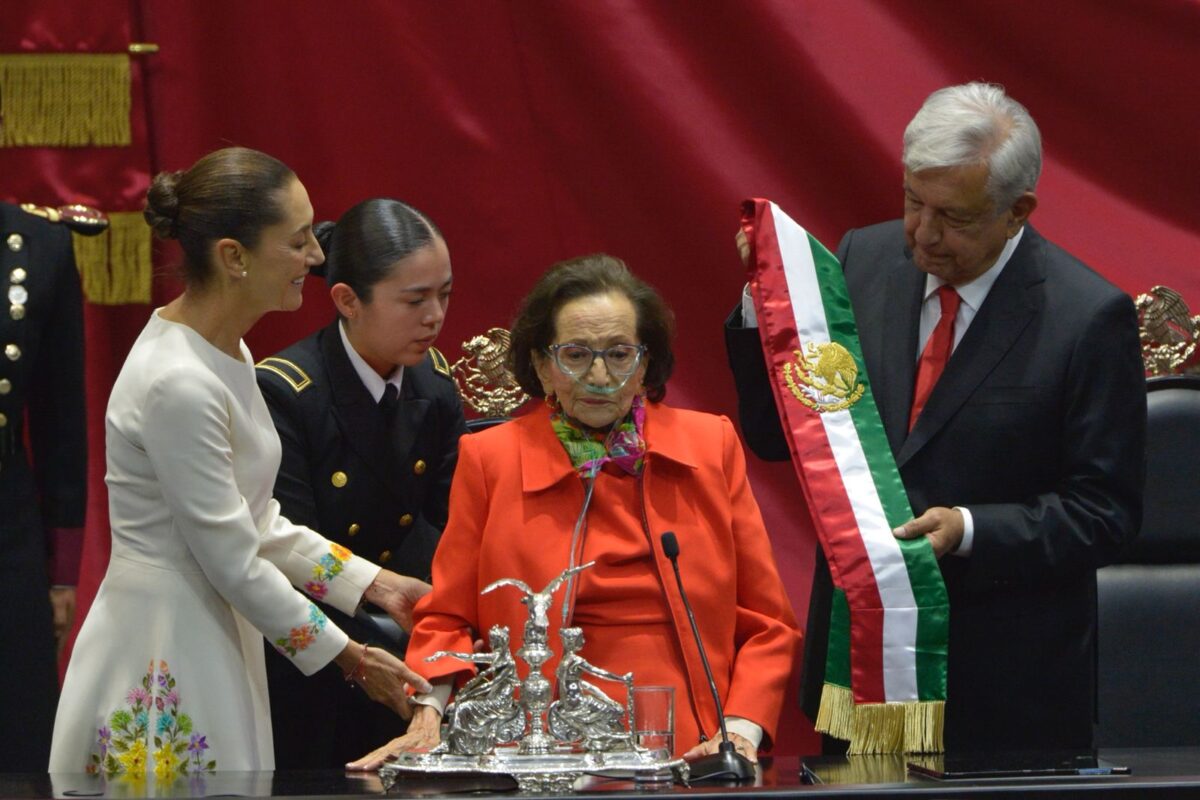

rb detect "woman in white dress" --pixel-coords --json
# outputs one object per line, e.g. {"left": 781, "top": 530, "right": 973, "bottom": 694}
{"left": 49, "top": 148, "right": 433, "bottom": 778}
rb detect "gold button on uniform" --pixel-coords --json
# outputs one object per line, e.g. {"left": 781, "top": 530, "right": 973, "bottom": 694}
{"left": 5, "top": 344, "right": 20, "bottom": 361}
{"left": 331, "top": 471, "right": 348, "bottom": 488}
{"left": 6, "top": 234, "right": 22, "bottom": 252}
{"left": 10, "top": 305, "right": 24, "bottom": 321}
{"left": 413, "top": 459, "right": 427, "bottom": 475}
{"left": 399, "top": 514, "right": 413, "bottom": 527}
{"left": 0, "top": 413, "right": 7, "bottom": 427}
{"left": 347, "top": 523, "right": 360, "bottom": 537}
{"left": 0, "top": 379, "right": 9, "bottom": 394}
{"left": 379, "top": 550, "right": 392, "bottom": 563}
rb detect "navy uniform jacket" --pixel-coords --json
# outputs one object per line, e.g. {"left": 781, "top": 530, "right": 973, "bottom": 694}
{"left": 256, "top": 321, "right": 467, "bottom": 768}
{"left": 0, "top": 202, "right": 87, "bottom": 771}
{"left": 726, "top": 221, "right": 1145, "bottom": 752}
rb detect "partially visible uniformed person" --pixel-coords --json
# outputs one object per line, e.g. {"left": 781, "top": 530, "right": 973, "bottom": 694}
{"left": 256, "top": 198, "right": 466, "bottom": 769}
{"left": 0, "top": 201, "right": 100, "bottom": 772}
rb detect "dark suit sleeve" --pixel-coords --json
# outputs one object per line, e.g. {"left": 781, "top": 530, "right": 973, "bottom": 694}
{"left": 424, "top": 385, "right": 467, "bottom": 531}
{"left": 723, "top": 304, "right": 791, "bottom": 462}
{"left": 967, "top": 292, "right": 1146, "bottom": 583}
{"left": 257, "top": 375, "right": 320, "bottom": 531}
{"left": 27, "top": 224, "right": 87, "bottom": 529}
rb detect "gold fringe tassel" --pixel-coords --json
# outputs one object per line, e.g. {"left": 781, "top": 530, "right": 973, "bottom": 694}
{"left": 818, "top": 689, "right": 946, "bottom": 754}
{"left": 814, "top": 682, "right": 855, "bottom": 742}
{"left": 902, "top": 700, "right": 944, "bottom": 754}
{"left": 848, "top": 701, "right": 905, "bottom": 754}
{"left": 73, "top": 212, "right": 152, "bottom": 304}
{"left": 0, "top": 54, "right": 131, "bottom": 147}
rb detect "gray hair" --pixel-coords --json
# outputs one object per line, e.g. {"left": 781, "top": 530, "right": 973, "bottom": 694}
{"left": 902, "top": 82, "right": 1042, "bottom": 210}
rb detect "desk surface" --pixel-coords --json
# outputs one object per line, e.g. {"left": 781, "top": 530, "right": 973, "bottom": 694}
{"left": 9, "top": 748, "right": 1200, "bottom": 799}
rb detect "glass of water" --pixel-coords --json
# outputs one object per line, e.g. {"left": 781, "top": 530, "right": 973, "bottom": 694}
{"left": 632, "top": 685, "right": 675, "bottom": 756}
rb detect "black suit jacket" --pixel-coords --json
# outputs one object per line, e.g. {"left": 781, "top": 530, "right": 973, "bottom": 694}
{"left": 255, "top": 321, "right": 467, "bottom": 767}
{"left": 726, "top": 221, "right": 1146, "bottom": 751}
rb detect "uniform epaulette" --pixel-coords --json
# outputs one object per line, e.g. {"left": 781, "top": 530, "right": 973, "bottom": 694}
{"left": 256, "top": 356, "right": 313, "bottom": 393}
{"left": 20, "top": 203, "right": 109, "bottom": 236}
{"left": 428, "top": 346, "right": 452, "bottom": 379}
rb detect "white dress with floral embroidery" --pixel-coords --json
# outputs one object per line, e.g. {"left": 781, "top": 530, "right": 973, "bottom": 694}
{"left": 49, "top": 311, "right": 380, "bottom": 776}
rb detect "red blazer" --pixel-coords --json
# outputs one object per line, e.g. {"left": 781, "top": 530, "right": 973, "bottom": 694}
{"left": 408, "top": 402, "right": 801, "bottom": 747}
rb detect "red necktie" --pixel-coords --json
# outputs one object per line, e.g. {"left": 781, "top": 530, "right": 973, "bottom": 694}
{"left": 909, "top": 285, "right": 961, "bottom": 431}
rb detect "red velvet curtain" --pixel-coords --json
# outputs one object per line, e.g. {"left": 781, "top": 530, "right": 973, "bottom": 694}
{"left": 9, "top": 0, "right": 1197, "bottom": 756}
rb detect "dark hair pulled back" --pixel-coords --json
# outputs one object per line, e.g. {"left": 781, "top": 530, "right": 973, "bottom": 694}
{"left": 313, "top": 198, "right": 442, "bottom": 309}
{"left": 144, "top": 147, "right": 296, "bottom": 286}
{"left": 509, "top": 254, "right": 675, "bottom": 402}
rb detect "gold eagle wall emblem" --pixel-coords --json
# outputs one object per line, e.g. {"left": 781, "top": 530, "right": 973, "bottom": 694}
{"left": 1136, "top": 285, "right": 1200, "bottom": 376}
{"left": 782, "top": 341, "right": 865, "bottom": 413}
{"left": 451, "top": 327, "right": 529, "bottom": 418}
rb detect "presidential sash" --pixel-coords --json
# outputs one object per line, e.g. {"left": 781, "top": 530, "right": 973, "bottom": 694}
{"left": 740, "top": 198, "right": 947, "bottom": 753}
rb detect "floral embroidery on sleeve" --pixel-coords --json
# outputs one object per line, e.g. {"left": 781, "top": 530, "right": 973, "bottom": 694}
{"left": 303, "top": 542, "right": 353, "bottom": 600}
{"left": 273, "top": 602, "right": 329, "bottom": 657}
{"left": 89, "top": 661, "right": 215, "bottom": 778}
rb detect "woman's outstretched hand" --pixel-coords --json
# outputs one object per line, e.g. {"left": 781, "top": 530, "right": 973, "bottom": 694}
{"left": 683, "top": 731, "right": 758, "bottom": 764}
{"left": 346, "top": 704, "right": 443, "bottom": 770}
{"left": 335, "top": 642, "right": 433, "bottom": 719}
{"left": 364, "top": 570, "right": 432, "bottom": 631}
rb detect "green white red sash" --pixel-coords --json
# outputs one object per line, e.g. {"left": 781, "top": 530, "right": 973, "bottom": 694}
{"left": 740, "top": 198, "right": 947, "bottom": 753}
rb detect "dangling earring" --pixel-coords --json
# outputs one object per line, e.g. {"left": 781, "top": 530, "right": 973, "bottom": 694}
{"left": 545, "top": 393, "right": 560, "bottom": 411}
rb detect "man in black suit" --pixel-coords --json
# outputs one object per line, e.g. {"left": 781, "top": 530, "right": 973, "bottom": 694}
{"left": 726, "top": 83, "right": 1145, "bottom": 751}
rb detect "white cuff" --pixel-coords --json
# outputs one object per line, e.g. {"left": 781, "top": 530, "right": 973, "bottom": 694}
{"left": 410, "top": 681, "right": 453, "bottom": 716}
{"left": 740, "top": 284, "right": 758, "bottom": 328}
{"left": 952, "top": 506, "right": 974, "bottom": 557}
{"left": 724, "top": 717, "right": 763, "bottom": 750}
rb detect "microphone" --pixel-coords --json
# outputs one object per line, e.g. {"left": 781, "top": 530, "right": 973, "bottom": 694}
{"left": 660, "top": 532, "right": 755, "bottom": 783}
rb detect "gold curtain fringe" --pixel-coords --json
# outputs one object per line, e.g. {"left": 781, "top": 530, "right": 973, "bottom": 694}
{"left": 0, "top": 53, "right": 131, "bottom": 147}
{"left": 73, "top": 212, "right": 151, "bottom": 304}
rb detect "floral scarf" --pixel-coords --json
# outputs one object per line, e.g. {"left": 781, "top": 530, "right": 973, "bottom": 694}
{"left": 550, "top": 394, "right": 647, "bottom": 479}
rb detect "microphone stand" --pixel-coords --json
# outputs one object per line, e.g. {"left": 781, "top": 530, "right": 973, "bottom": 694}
{"left": 660, "top": 532, "right": 756, "bottom": 784}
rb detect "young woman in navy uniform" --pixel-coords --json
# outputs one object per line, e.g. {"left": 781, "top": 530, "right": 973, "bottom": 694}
{"left": 256, "top": 198, "right": 466, "bottom": 768}
{"left": 0, "top": 201, "right": 93, "bottom": 772}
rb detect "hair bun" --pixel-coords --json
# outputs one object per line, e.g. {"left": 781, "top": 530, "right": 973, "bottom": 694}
{"left": 143, "top": 169, "right": 185, "bottom": 239}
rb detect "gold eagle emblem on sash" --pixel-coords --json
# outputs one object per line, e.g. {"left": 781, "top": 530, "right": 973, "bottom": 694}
{"left": 782, "top": 341, "right": 865, "bottom": 412}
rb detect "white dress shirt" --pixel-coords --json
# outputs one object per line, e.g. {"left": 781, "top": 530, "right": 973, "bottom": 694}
{"left": 338, "top": 320, "right": 404, "bottom": 400}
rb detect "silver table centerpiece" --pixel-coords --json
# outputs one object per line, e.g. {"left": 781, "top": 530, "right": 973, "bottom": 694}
{"left": 380, "top": 564, "right": 687, "bottom": 792}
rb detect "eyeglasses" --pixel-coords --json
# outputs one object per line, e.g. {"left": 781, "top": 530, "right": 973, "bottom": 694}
{"left": 546, "top": 343, "right": 646, "bottom": 378}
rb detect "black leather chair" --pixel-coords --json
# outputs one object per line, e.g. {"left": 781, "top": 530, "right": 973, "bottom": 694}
{"left": 466, "top": 416, "right": 511, "bottom": 433}
{"left": 1096, "top": 375, "right": 1200, "bottom": 747}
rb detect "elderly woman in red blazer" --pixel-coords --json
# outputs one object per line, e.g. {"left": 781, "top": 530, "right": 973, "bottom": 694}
{"left": 350, "top": 254, "right": 800, "bottom": 768}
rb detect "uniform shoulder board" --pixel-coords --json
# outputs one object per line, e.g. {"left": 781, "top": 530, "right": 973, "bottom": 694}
{"left": 20, "top": 203, "right": 109, "bottom": 236}
{"left": 256, "top": 356, "right": 313, "bottom": 393}
{"left": 427, "top": 346, "right": 452, "bottom": 379}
